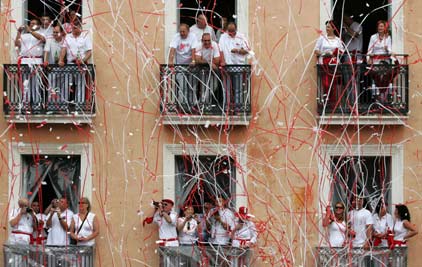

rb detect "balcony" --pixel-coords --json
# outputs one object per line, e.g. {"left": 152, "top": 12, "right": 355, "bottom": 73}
{"left": 317, "top": 55, "right": 409, "bottom": 125}
{"left": 158, "top": 245, "right": 252, "bottom": 266}
{"left": 160, "top": 64, "right": 251, "bottom": 126}
{"left": 3, "top": 244, "right": 94, "bottom": 267}
{"left": 3, "top": 64, "right": 96, "bottom": 124}
{"left": 316, "top": 246, "right": 407, "bottom": 267}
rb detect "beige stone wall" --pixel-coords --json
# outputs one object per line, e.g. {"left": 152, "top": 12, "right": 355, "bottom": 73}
{"left": 0, "top": 0, "right": 421, "bottom": 266}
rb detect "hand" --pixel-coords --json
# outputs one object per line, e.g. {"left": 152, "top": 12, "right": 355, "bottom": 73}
{"left": 231, "top": 48, "right": 238, "bottom": 54}
{"left": 43, "top": 61, "right": 49, "bottom": 67}
{"left": 78, "top": 236, "right": 88, "bottom": 242}
{"left": 58, "top": 60, "right": 65, "bottom": 67}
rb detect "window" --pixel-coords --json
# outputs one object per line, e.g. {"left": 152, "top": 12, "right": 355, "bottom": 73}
{"left": 22, "top": 155, "right": 81, "bottom": 213}
{"left": 8, "top": 143, "right": 92, "bottom": 214}
{"left": 319, "top": 144, "right": 403, "bottom": 219}
{"left": 330, "top": 155, "right": 391, "bottom": 211}
{"left": 162, "top": 144, "right": 247, "bottom": 211}
{"left": 179, "top": 0, "right": 236, "bottom": 27}
{"left": 175, "top": 155, "right": 236, "bottom": 212}
{"left": 26, "top": 1, "right": 82, "bottom": 22}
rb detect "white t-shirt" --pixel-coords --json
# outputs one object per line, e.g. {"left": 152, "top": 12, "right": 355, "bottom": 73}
{"left": 343, "top": 21, "right": 363, "bottom": 52}
{"left": 190, "top": 24, "right": 216, "bottom": 43}
{"left": 33, "top": 213, "right": 48, "bottom": 242}
{"left": 62, "top": 31, "right": 93, "bottom": 64}
{"left": 177, "top": 217, "right": 198, "bottom": 244}
{"left": 208, "top": 208, "right": 235, "bottom": 245}
{"left": 367, "top": 33, "right": 392, "bottom": 55}
{"left": 195, "top": 41, "right": 220, "bottom": 63}
{"left": 373, "top": 213, "right": 394, "bottom": 246}
{"left": 9, "top": 208, "right": 34, "bottom": 245}
{"left": 153, "top": 210, "right": 179, "bottom": 246}
{"left": 393, "top": 220, "right": 408, "bottom": 242}
{"left": 44, "top": 38, "right": 64, "bottom": 64}
{"left": 349, "top": 208, "right": 373, "bottom": 247}
{"left": 327, "top": 220, "right": 347, "bottom": 247}
{"left": 219, "top": 32, "right": 250, "bottom": 65}
{"left": 232, "top": 219, "right": 258, "bottom": 248}
{"left": 38, "top": 26, "right": 53, "bottom": 40}
{"left": 314, "top": 35, "right": 343, "bottom": 63}
{"left": 19, "top": 32, "right": 45, "bottom": 58}
{"left": 169, "top": 33, "right": 197, "bottom": 64}
{"left": 46, "top": 209, "right": 74, "bottom": 246}
{"left": 72, "top": 212, "right": 96, "bottom": 246}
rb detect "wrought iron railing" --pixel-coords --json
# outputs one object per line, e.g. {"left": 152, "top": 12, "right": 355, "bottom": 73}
{"left": 3, "top": 64, "right": 95, "bottom": 116}
{"left": 316, "top": 246, "right": 407, "bottom": 267}
{"left": 158, "top": 245, "right": 252, "bottom": 267}
{"left": 3, "top": 244, "right": 94, "bottom": 267}
{"left": 317, "top": 55, "right": 409, "bottom": 116}
{"left": 160, "top": 64, "right": 251, "bottom": 116}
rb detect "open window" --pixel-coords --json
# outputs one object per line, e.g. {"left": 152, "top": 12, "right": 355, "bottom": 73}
{"left": 332, "top": 0, "right": 390, "bottom": 54}
{"left": 175, "top": 155, "right": 236, "bottom": 214}
{"left": 179, "top": 0, "right": 236, "bottom": 29}
{"left": 26, "top": 1, "right": 82, "bottom": 23}
{"left": 331, "top": 155, "right": 391, "bottom": 211}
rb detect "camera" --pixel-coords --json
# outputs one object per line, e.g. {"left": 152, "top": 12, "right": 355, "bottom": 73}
{"left": 152, "top": 201, "right": 161, "bottom": 208}
{"left": 26, "top": 207, "right": 33, "bottom": 213}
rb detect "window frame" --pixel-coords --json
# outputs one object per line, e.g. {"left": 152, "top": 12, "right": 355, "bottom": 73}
{"left": 163, "top": 144, "right": 248, "bottom": 209}
{"left": 8, "top": 142, "right": 93, "bottom": 213}
{"left": 319, "top": 0, "right": 403, "bottom": 53}
{"left": 164, "top": 0, "right": 249, "bottom": 63}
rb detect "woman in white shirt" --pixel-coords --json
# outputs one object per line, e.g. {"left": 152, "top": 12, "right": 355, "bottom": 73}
{"left": 372, "top": 201, "right": 394, "bottom": 246}
{"left": 393, "top": 204, "right": 418, "bottom": 246}
{"left": 322, "top": 202, "right": 348, "bottom": 247}
{"left": 367, "top": 20, "right": 392, "bottom": 64}
{"left": 69, "top": 197, "right": 99, "bottom": 246}
{"left": 177, "top": 205, "right": 198, "bottom": 245}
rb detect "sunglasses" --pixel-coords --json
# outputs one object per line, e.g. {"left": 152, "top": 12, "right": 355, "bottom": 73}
{"left": 335, "top": 206, "right": 344, "bottom": 209}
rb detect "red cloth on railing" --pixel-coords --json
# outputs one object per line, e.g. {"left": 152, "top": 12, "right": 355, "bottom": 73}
{"left": 320, "top": 51, "right": 341, "bottom": 107}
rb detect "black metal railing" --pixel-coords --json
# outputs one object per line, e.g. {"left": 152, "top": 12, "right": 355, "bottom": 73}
{"left": 3, "top": 64, "right": 95, "bottom": 116}
{"left": 316, "top": 246, "right": 407, "bottom": 267}
{"left": 160, "top": 64, "right": 251, "bottom": 116}
{"left": 158, "top": 245, "right": 252, "bottom": 267}
{"left": 3, "top": 244, "right": 94, "bottom": 267}
{"left": 317, "top": 55, "right": 409, "bottom": 116}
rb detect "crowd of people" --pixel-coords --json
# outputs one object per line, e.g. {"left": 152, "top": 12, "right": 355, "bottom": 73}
{"left": 144, "top": 197, "right": 258, "bottom": 266}
{"left": 167, "top": 15, "right": 250, "bottom": 114}
{"left": 8, "top": 197, "right": 99, "bottom": 246}
{"left": 323, "top": 196, "right": 418, "bottom": 249}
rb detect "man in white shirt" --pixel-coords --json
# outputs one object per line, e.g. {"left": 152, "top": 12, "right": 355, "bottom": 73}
{"left": 232, "top": 206, "right": 258, "bottom": 266}
{"left": 59, "top": 19, "right": 92, "bottom": 109}
{"left": 31, "top": 201, "right": 48, "bottom": 245}
{"left": 190, "top": 14, "right": 216, "bottom": 43}
{"left": 168, "top": 24, "right": 198, "bottom": 112}
{"left": 349, "top": 196, "right": 373, "bottom": 249}
{"left": 219, "top": 22, "right": 250, "bottom": 114}
{"left": 9, "top": 198, "right": 38, "bottom": 244}
{"left": 39, "top": 14, "right": 54, "bottom": 40}
{"left": 152, "top": 199, "right": 179, "bottom": 247}
{"left": 342, "top": 15, "right": 363, "bottom": 56}
{"left": 46, "top": 197, "right": 74, "bottom": 245}
{"left": 195, "top": 33, "right": 220, "bottom": 109}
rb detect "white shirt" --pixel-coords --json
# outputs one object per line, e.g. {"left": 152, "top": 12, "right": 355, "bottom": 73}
{"left": 314, "top": 35, "right": 344, "bottom": 63}
{"left": 190, "top": 24, "right": 216, "bottom": 43}
{"left": 46, "top": 209, "right": 74, "bottom": 246}
{"left": 327, "top": 220, "right": 347, "bottom": 247}
{"left": 169, "top": 33, "right": 197, "bottom": 64}
{"left": 349, "top": 208, "right": 373, "bottom": 247}
{"left": 343, "top": 21, "right": 363, "bottom": 52}
{"left": 177, "top": 217, "right": 198, "bottom": 244}
{"left": 219, "top": 32, "right": 250, "bottom": 65}
{"left": 9, "top": 208, "right": 34, "bottom": 245}
{"left": 153, "top": 210, "right": 179, "bottom": 246}
{"left": 44, "top": 38, "right": 64, "bottom": 64}
{"left": 195, "top": 41, "right": 220, "bottom": 63}
{"left": 373, "top": 213, "right": 394, "bottom": 246}
{"left": 39, "top": 26, "right": 53, "bottom": 40}
{"left": 72, "top": 213, "right": 96, "bottom": 246}
{"left": 367, "top": 33, "right": 392, "bottom": 55}
{"left": 19, "top": 32, "right": 45, "bottom": 58}
{"left": 232, "top": 219, "right": 257, "bottom": 248}
{"left": 209, "top": 208, "right": 235, "bottom": 245}
{"left": 62, "top": 31, "right": 93, "bottom": 64}
{"left": 33, "top": 213, "right": 48, "bottom": 242}
{"left": 393, "top": 220, "right": 408, "bottom": 242}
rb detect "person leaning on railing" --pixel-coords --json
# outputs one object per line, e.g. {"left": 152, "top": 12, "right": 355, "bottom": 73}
{"left": 69, "top": 197, "right": 99, "bottom": 246}
{"left": 366, "top": 20, "right": 392, "bottom": 65}
{"left": 232, "top": 206, "right": 257, "bottom": 266}
{"left": 8, "top": 198, "right": 38, "bottom": 245}
{"left": 392, "top": 204, "right": 418, "bottom": 248}
{"left": 322, "top": 202, "right": 353, "bottom": 247}
{"left": 349, "top": 196, "right": 373, "bottom": 250}
{"left": 372, "top": 200, "right": 394, "bottom": 247}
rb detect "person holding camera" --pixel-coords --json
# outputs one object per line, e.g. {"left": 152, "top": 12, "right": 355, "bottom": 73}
{"left": 232, "top": 206, "right": 258, "bottom": 267}
{"left": 152, "top": 199, "right": 179, "bottom": 247}
{"left": 46, "top": 197, "right": 74, "bottom": 245}
{"left": 8, "top": 198, "right": 38, "bottom": 244}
